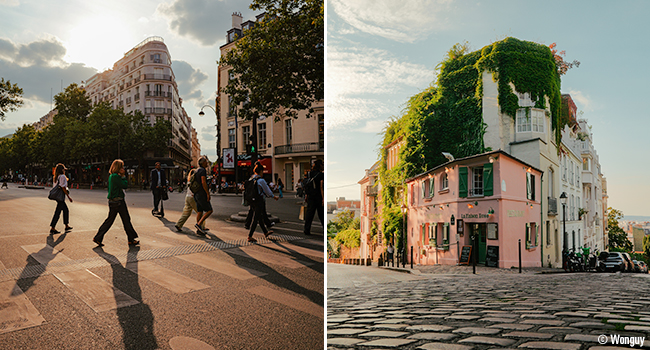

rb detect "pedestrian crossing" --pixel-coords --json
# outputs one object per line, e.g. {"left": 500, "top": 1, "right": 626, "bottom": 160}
{"left": 0, "top": 236, "right": 323, "bottom": 335}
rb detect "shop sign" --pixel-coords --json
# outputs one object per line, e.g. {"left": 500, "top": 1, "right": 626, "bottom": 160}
{"left": 223, "top": 148, "right": 235, "bottom": 169}
{"left": 461, "top": 213, "right": 491, "bottom": 219}
{"left": 507, "top": 210, "right": 524, "bottom": 217}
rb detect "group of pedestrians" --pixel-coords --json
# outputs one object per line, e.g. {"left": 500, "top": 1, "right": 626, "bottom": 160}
{"left": 47, "top": 157, "right": 324, "bottom": 247}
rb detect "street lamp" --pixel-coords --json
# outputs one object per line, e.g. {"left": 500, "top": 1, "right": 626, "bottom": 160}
{"left": 401, "top": 203, "right": 408, "bottom": 268}
{"left": 199, "top": 104, "right": 224, "bottom": 193}
{"left": 560, "top": 191, "right": 568, "bottom": 269}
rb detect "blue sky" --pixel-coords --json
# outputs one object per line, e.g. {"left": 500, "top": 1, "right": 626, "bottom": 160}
{"left": 0, "top": 0, "right": 260, "bottom": 161}
{"left": 326, "top": 0, "right": 650, "bottom": 217}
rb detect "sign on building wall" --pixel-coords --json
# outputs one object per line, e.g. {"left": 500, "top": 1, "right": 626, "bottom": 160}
{"left": 223, "top": 148, "right": 235, "bottom": 169}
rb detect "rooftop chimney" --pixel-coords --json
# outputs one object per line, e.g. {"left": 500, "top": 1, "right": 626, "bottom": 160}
{"left": 232, "top": 12, "right": 242, "bottom": 29}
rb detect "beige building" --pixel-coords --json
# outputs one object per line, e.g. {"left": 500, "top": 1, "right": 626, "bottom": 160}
{"left": 216, "top": 13, "right": 323, "bottom": 187}
{"left": 84, "top": 36, "right": 193, "bottom": 179}
{"left": 33, "top": 109, "right": 57, "bottom": 131}
{"left": 190, "top": 124, "right": 201, "bottom": 168}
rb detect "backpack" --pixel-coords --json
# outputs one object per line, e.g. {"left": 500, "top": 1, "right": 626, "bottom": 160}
{"left": 303, "top": 173, "right": 319, "bottom": 197}
{"left": 243, "top": 176, "right": 262, "bottom": 204}
{"left": 189, "top": 172, "right": 202, "bottom": 194}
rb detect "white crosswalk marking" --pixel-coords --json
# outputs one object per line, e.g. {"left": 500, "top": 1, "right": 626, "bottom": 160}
{"left": 176, "top": 252, "right": 267, "bottom": 280}
{"left": 125, "top": 260, "right": 211, "bottom": 294}
{"left": 0, "top": 281, "right": 46, "bottom": 335}
{"left": 226, "top": 246, "right": 314, "bottom": 269}
{"left": 54, "top": 270, "right": 139, "bottom": 313}
{"left": 247, "top": 285, "right": 323, "bottom": 319}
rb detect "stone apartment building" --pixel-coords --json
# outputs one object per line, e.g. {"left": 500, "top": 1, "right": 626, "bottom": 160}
{"left": 217, "top": 13, "right": 324, "bottom": 187}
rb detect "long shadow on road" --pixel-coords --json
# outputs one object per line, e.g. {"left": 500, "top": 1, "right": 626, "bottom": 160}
{"left": 13, "top": 232, "right": 67, "bottom": 296}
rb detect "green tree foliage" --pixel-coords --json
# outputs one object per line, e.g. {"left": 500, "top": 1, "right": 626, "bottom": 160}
{"left": 221, "top": 0, "right": 323, "bottom": 122}
{"left": 607, "top": 207, "right": 633, "bottom": 252}
{"left": 54, "top": 83, "right": 92, "bottom": 121}
{"left": 643, "top": 235, "right": 650, "bottom": 262}
{"left": 335, "top": 228, "right": 360, "bottom": 249}
{"left": 0, "top": 78, "right": 24, "bottom": 121}
{"left": 327, "top": 209, "right": 359, "bottom": 238}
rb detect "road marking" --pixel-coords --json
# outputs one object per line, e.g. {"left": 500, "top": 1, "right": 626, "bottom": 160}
{"left": 0, "top": 280, "right": 46, "bottom": 335}
{"left": 226, "top": 246, "right": 314, "bottom": 269}
{"left": 176, "top": 253, "right": 267, "bottom": 280}
{"left": 0, "top": 260, "right": 5, "bottom": 270}
{"left": 54, "top": 270, "right": 139, "bottom": 312}
{"left": 21, "top": 244, "right": 72, "bottom": 264}
{"left": 125, "top": 260, "right": 211, "bottom": 294}
{"left": 155, "top": 230, "right": 220, "bottom": 245}
{"left": 264, "top": 241, "right": 324, "bottom": 259}
{"left": 247, "top": 285, "right": 323, "bottom": 319}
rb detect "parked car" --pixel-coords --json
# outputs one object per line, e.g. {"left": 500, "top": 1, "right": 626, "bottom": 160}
{"left": 604, "top": 252, "right": 628, "bottom": 272}
{"left": 632, "top": 260, "right": 642, "bottom": 273}
{"left": 621, "top": 253, "right": 635, "bottom": 272}
{"left": 637, "top": 261, "right": 648, "bottom": 273}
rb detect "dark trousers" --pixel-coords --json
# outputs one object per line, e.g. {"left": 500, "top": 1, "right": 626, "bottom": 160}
{"left": 245, "top": 203, "right": 272, "bottom": 228}
{"left": 248, "top": 200, "right": 269, "bottom": 238}
{"left": 303, "top": 198, "right": 324, "bottom": 234}
{"left": 94, "top": 200, "right": 138, "bottom": 243}
{"left": 50, "top": 200, "right": 69, "bottom": 227}
{"left": 152, "top": 188, "right": 163, "bottom": 213}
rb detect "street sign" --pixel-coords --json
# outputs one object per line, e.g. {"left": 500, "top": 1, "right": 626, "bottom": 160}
{"left": 223, "top": 148, "right": 235, "bottom": 169}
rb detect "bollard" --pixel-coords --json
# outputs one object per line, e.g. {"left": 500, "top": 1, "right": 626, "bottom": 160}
{"left": 410, "top": 246, "right": 413, "bottom": 269}
{"left": 518, "top": 239, "right": 522, "bottom": 273}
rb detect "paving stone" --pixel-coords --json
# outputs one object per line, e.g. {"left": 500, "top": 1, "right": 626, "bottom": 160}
{"left": 348, "top": 318, "right": 384, "bottom": 324}
{"left": 569, "top": 322, "right": 616, "bottom": 330}
{"left": 624, "top": 325, "right": 650, "bottom": 332}
{"left": 518, "top": 341, "right": 581, "bottom": 350}
{"left": 522, "top": 319, "right": 565, "bottom": 326}
{"left": 359, "top": 330, "right": 409, "bottom": 338}
{"left": 564, "top": 334, "right": 600, "bottom": 343}
{"left": 478, "top": 317, "right": 517, "bottom": 323}
{"left": 369, "top": 324, "right": 408, "bottom": 330}
{"left": 406, "top": 324, "right": 453, "bottom": 332}
{"left": 458, "top": 336, "right": 515, "bottom": 347}
{"left": 416, "top": 343, "right": 474, "bottom": 350}
{"left": 327, "top": 328, "right": 368, "bottom": 335}
{"left": 520, "top": 313, "right": 557, "bottom": 318}
{"left": 407, "top": 332, "right": 458, "bottom": 340}
{"left": 488, "top": 323, "right": 534, "bottom": 330}
{"left": 503, "top": 331, "right": 554, "bottom": 339}
{"left": 375, "top": 318, "right": 411, "bottom": 324}
{"left": 554, "top": 312, "right": 590, "bottom": 317}
{"left": 357, "top": 338, "right": 417, "bottom": 347}
{"left": 328, "top": 317, "right": 352, "bottom": 323}
{"left": 327, "top": 338, "right": 364, "bottom": 346}
{"left": 452, "top": 327, "right": 501, "bottom": 335}
{"left": 445, "top": 315, "right": 481, "bottom": 321}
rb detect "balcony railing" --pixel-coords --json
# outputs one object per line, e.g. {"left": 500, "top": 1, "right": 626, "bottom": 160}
{"left": 144, "top": 108, "right": 172, "bottom": 115}
{"left": 143, "top": 74, "right": 172, "bottom": 81}
{"left": 134, "top": 93, "right": 140, "bottom": 101}
{"left": 126, "top": 97, "right": 131, "bottom": 104}
{"left": 548, "top": 197, "right": 558, "bottom": 215}
{"left": 274, "top": 142, "right": 324, "bottom": 155}
{"left": 367, "top": 186, "right": 378, "bottom": 196}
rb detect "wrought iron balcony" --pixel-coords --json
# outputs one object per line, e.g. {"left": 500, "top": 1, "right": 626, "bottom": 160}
{"left": 274, "top": 142, "right": 324, "bottom": 155}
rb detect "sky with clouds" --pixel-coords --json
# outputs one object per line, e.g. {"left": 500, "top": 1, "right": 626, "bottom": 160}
{"left": 327, "top": 0, "right": 650, "bottom": 217}
{"left": 0, "top": 0, "right": 260, "bottom": 161}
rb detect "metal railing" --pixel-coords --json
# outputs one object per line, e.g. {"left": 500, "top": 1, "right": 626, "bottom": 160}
{"left": 143, "top": 74, "right": 172, "bottom": 81}
{"left": 274, "top": 142, "right": 324, "bottom": 155}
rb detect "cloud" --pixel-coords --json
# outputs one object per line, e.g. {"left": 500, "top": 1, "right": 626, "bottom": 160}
{"left": 357, "top": 119, "right": 387, "bottom": 134}
{"left": 172, "top": 60, "right": 208, "bottom": 103}
{"left": 157, "top": 0, "right": 249, "bottom": 46}
{"left": 567, "top": 89, "right": 594, "bottom": 112}
{"left": 329, "top": 0, "right": 452, "bottom": 43}
{"left": 0, "top": 0, "right": 20, "bottom": 6}
{"left": 0, "top": 37, "right": 97, "bottom": 104}
{"left": 200, "top": 125, "right": 215, "bottom": 142}
{"left": 327, "top": 44, "right": 433, "bottom": 129}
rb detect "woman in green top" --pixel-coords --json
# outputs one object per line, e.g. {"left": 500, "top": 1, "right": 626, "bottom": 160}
{"left": 93, "top": 159, "right": 139, "bottom": 246}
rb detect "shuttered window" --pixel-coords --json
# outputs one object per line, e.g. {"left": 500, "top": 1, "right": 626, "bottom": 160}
{"left": 459, "top": 167, "right": 468, "bottom": 198}
{"left": 483, "top": 163, "right": 493, "bottom": 196}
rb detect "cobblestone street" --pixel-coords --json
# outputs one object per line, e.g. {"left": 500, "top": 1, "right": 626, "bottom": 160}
{"left": 328, "top": 264, "right": 650, "bottom": 349}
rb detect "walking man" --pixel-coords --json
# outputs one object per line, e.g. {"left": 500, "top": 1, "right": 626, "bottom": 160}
{"left": 150, "top": 162, "right": 166, "bottom": 217}
{"left": 303, "top": 159, "right": 324, "bottom": 235}
{"left": 194, "top": 157, "right": 213, "bottom": 235}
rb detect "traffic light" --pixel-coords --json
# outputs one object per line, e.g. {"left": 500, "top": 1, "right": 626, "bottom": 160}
{"left": 246, "top": 142, "right": 256, "bottom": 155}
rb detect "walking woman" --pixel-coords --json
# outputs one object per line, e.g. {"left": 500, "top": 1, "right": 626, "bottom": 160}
{"left": 50, "top": 163, "right": 73, "bottom": 234}
{"left": 247, "top": 162, "right": 278, "bottom": 243}
{"left": 93, "top": 159, "right": 139, "bottom": 246}
{"left": 174, "top": 169, "right": 206, "bottom": 232}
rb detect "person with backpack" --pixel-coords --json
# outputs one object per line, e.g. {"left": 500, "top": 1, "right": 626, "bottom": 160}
{"left": 193, "top": 157, "right": 213, "bottom": 235}
{"left": 244, "top": 161, "right": 274, "bottom": 230}
{"left": 174, "top": 169, "right": 206, "bottom": 232}
{"left": 303, "top": 159, "right": 324, "bottom": 236}
{"left": 245, "top": 162, "right": 278, "bottom": 242}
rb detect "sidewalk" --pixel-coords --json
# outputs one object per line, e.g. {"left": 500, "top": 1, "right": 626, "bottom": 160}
{"left": 374, "top": 261, "right": 563, "bottom": 275}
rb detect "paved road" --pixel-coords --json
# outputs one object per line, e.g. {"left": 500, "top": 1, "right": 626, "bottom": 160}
{"left": 0, "top": 183, "right": 324, "bottom": 350}
{"left": 328, "top": 263, "right": 650, "bottom": 349}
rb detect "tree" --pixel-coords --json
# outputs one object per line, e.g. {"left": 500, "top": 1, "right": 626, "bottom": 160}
{"left": 607, "top": 207, "right": 633, "bottom": 252}
{"left": 549, "top": 43, "right": 580, "bottom": 76}
{"left": 221, "top": 0, "right": 323, "bottom": 122}
{"left": 0, "top": 78, "right": 24, "bottom": 121}
{"left": 54, "top": 83, "right": 92, "bottom": 121}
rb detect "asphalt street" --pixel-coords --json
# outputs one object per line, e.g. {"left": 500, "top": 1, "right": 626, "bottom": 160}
{"left": 328, "top": 263, "right": 650, "bottom": 350}
{"left": 0, "top": 183, "right": 324, "bottom": 350}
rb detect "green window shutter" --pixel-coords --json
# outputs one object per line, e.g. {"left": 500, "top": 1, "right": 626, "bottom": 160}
{"left": 526, "top": 173, "right": 531, "bottom": 200}
{"left": 422, "top": 180, "right": 426, "bottom": 199}
{"left": 430, "top": 178, "right": 435, "bottom": 197}
{"left": 483, "top": 163, "right": 493, "bottom": 196}
{"left": 531, "top": 174, "right": 536, "bottom": 201}
{"left": 459, "top": 167, "right": 468, "bottom": 198}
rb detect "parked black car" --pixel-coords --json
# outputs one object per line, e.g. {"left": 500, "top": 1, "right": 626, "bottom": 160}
{"left": 604, "top": 252, "right": 628, "bottom": 272}
{"left": 621, "top": 253, "right": 635, "bottom": 272}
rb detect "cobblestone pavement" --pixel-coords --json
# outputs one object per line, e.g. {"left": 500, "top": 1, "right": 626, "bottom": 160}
{"left": 328, "top": 267, "right": 650, "bottom": 350}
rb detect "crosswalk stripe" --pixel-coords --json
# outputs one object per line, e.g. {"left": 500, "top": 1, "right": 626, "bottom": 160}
{"left": 247, "top": 285, "right": 323, "bottom": 319}
{"left": 176, "top": 252, "right": 267, "bottom": 280}
{"left": 0, "top": 280, "right": 46, "bottom": 335}
{"left": 125, "top": 260, "right": 211, "bottom": 294}
{"left": 21, "top": 244, "right": 72, "bottom": 264}
{"left": 54, "top": 269, "right": 139, "bottom": 313}
{"left": 0, "top": 260, "right": 5, "bottom": 270}
{"left": 226, "top": 246, "right": 314, "bottom": 269}
{"left": 265, "top": 241, "right": 324, "bottom": 259}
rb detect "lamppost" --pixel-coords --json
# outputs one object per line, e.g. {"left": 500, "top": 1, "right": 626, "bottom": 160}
{"left": 560, "top": 191, "right": 568, "bottom": 269}
{"left": 401, "top": 203, "right": 408, "bottom": 268}
{"left": 199, "top": 104, "right": 223, "bottom": 193}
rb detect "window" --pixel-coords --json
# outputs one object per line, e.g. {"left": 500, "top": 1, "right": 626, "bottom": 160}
{"left": 517, "top": 108, "right": 544, "bottom": 133}
{"left": 429, "top": 224, "right": 436, "bottom": 246}
{"left": 258, "top": 123, "right": 266, "bottom": 149}
{"left": 526, "top": 172, "right": 536, "bottom": 201}
{"left": 526, "top": 222, "right": 538, "bottom": 248}
{"left": 576, "top": 165, "right": 580, "bottom": 185}
{"left": 228, "top": 128, "right": 235, "bottom": 148}
{"left": 421, "top": 224, "right": 427, "bottom": 246}
{"left": 242, "top": 126, "right": 250, "bottom": 146}
{"left": 532, "top": 109, "right": 544, "bottom": 132}
{"left": 516, "top": 109, "right": 530, "bottom": 132}
{"left": 422, "top": 179, "right": 428, "bottom": 199}
{"left": 582, "top": 157, "right": 590, "bottom": 171}
{"left": 285, "top": 119, "right": 292, "bottom": 144}
{"left": 546, "top": 221, "right": 551, "bottom": 245}
{"left": 429, "top": 178, "right": 435, "bottom": 198}
{"left": 548, "top": 169, "right": 554, "bottom": 198}
{"left": 569, "top": 160, "right": 573, "bottom": 185}
{"left": 440, "top": 173, "right": 448, "bottom": 190}
{"left": 471, "top": 167, "right": 483, "bottom": 196}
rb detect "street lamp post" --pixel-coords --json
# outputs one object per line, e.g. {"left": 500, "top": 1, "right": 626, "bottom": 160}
{"left": 199, "top": 104, "right": 223, "bottom": 193}
{"left": 401, "top": 203, "right": 408, "bottom": 268}
{"left": 560, "top": 191, "right": 568, "bottom": 269}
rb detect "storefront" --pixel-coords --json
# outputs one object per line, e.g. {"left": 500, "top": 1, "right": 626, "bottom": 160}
{"left": 406, "top": 150, "right": 543, "bottom": 268}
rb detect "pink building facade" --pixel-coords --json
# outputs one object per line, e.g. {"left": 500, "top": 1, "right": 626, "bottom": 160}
{"left": 406, "top": 150, "right": 543, "bottom": 268}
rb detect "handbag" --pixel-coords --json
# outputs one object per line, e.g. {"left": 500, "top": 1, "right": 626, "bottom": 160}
{"left": 48, "top": 185, "right": 65, "bottom": 202}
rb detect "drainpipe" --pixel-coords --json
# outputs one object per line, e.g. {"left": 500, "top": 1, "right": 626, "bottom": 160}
{"left": 540, "top": 172, "right": 544, "bottom": 267}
